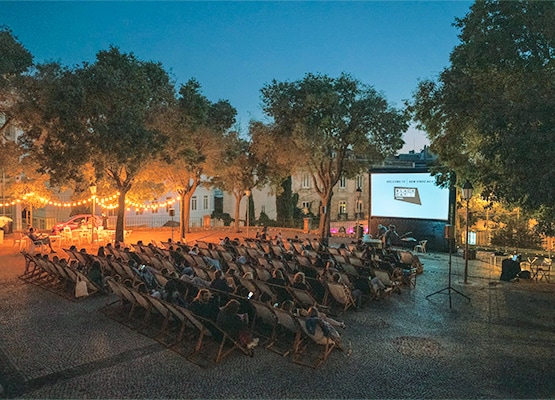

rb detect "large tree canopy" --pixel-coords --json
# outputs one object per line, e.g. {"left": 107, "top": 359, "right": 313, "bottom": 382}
{"left": 22, "top": 47, "right": 176, "bottom": 241}
{"left": 155, "top": 78, "right": 236, "bottom": 240}
{"left": 413, "top": 1, "right": 555, "bottom": 215}
{"left": 261, "top": 72, "right": 408, "bottom": 239}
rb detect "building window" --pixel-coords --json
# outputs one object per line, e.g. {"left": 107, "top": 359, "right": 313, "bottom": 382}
{"left": 339, "top": 176, "right": 346, "bottom": 189}
{"left": 356, "top": 175, "right": 363, "bottom": 190}
{"left": 191, "top": 196, "right": 197, "bottom": 211}
{"left": 166, "top": 197, "right": 172, "bottom": 213}
{"left": 261, "top": 205, "right": 266, "bottom": 214}
{"left": 356, "top": 199, "right": 363, "bottom": 213}
{"left": 339, "top": 201, "right": 347, "bottom": 214}
{"left": 301, "top": 201, "right": 312, "bottom": 212}
{"left": 301, "top": 174, "right": 311, "bottom": 189}
{"left": 203, "top": 195, "right": 209, "bottom": 210}
{"left": 135, "top": 208, "right": 144, "bottom": 215}
{"left": 151, "top": 201, "right": 158, "bottom": 214}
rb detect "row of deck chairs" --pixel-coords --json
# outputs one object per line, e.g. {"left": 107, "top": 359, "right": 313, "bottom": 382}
{"left": 183, "top": 240, "right": 408, "bottom": 312}
{"left": 20, "top": 251, "right": 101, "bottom": 300}
{"left": 101, "top": 277, "right": 339, "bottom": 368}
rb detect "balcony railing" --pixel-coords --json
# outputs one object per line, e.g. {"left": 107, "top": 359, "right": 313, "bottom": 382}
{"left": 337, "top": 213, "right": 348, "bottom": 221}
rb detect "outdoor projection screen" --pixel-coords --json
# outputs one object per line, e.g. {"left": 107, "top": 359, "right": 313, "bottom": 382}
{"left": 371, "top": 172, "right": 449, "bottom": 221}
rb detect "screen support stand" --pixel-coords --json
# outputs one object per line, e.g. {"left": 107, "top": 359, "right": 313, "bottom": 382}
{"left": 426, "top": 238, "right": 470, "bottom": 308}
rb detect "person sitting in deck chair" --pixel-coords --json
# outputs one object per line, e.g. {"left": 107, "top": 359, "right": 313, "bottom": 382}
{"left": 305, "top": 306, "right": 343, "bottom": 349}
{"left": 27, "top": 227, "right": 56, "bottom": 253}
{"left": 216, "top": 299, "right": 259, "bottom": 352}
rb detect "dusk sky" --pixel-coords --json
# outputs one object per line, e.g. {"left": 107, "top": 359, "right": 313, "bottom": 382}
{"left": 2, "top": 1, "right": 473, "bottom": 153}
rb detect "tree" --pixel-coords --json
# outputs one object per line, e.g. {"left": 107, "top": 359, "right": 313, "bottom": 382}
{"left": 413, "top": 1, "right": 555, "bottom": 217}
{"left": 21, "top": 47, "right": 175, "bottom": 242}
{"left": 0, "top": 27, "right": 33, "bottom": 184}
{"left": 261, "top": 73, "right": 408, "bottom": 240}
{"left": 211, "top": 130, "right": 266, "bottom": 233}
{"left": 0, "top": 26, "right": 33, "bottom": 131}
{"left": 156, "top": 79, "right": 236, "bottom": 240}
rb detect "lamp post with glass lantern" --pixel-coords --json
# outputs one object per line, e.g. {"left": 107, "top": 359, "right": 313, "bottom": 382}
{"left": 244, "top": 189, "right": 251, "bottom": 238}
{"left": 462, "top": 180, "right": 473, "bottom": 284}
{"left": 355, "top": 187, "right": 362, "bottom": 238}
{"left": 89, "top": 183, "right": 97, "bottom": 244}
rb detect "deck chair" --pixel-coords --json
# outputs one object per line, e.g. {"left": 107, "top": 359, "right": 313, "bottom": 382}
{"left": 144, "top": 295, "right": 175, "bottom": 341}
{"left": 326, "top": 281, "right": 357, "bottom": 315}
{"left": 373, "top": 268, "right": 402, "bottom": 295}
{"left": 102, "top": 277, "right": 126, "bottom": 314}
{"left": 28, "top": 236, "right": 48, "bottom": 254}
{"left": 168, "top": 305, "right": 215, "bottom": 361}
{"left": 74, "top": 270, "right": 100, "bottom": 297}
{"left": 115, "top": 282, "right": 142, "bottom": 323}
{"left": 287, "top": 286, "right": 323, "bottom": 310}
{"left": 252, "top": 280, "right": 278, "bottom": 303}
{"left": 254, "top": 266, "right": 272, "bottom": 281}
{"left": 183, "top": 313, "right": 253, "bottom": 364}
{"left": 272, "top": 307, "right": 303, "bottom": 357}
{"left": 20, "top": 250, "right": 39, "bottom": 278}
{"left": 294, "top": 315, "right": 338, "bottom": 369}
{"left": 250, "top": 300, "right": 279, "bottom": 350}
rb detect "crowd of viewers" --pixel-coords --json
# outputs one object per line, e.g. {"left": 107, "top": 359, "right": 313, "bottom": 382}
{"left": 28, "top": 229, "right": 423, "bottom": 353}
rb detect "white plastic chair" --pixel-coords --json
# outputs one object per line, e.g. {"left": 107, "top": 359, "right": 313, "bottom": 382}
{"left": 414, "top": 240, "right": 427, "bottom": 253}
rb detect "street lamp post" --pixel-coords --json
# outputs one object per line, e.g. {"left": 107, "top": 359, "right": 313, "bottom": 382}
{"left": 356, "top": 187, "right": 362, "bottom": 238}
{"left": 89, "top": 183, "right": 97, "bottom": 244}
{"left": 462, "top": 180, "right": 473, "bottom": 284}
{"left": 245, "top": 189, "right": 251, "bottom": 238}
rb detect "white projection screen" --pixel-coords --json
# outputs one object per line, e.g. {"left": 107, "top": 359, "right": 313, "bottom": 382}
{"left": 371, "top": 172, "right": 449, "bottom": 221}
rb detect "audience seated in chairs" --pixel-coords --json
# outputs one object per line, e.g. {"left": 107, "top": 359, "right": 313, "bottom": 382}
{"left": 188, "top": 289, "right": 220, "bottom": 322}
{"left": 281, "top": 301, "right": 346, "bottom": 331}
{"left": 27, "top": 227, "right": 56, "bottom": 253}
{"left": 266, "top": 269, "right": 291, "bottom": 304}
{"left": 292, "top": 272, "right": 309, "bottom": 291}
{"left": 330, "top": 272, "right": 363, "bottom": 310}
{"left": 216, "top": 299, "right": 259, "bottom": 352}
{"left": 305, "top": 306, "right": 343, "bottom": 349}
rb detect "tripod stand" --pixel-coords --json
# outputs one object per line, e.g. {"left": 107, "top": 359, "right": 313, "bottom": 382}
{"left": 426, "top": 237, "right": 470, "bottom": 308}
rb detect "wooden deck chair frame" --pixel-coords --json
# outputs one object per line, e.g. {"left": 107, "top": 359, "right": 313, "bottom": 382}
{"left": 326, "top": 281, "right": 357, "bottom": 315}
{"left": 294, "top": 315, "right": 337, "bottom": 369}
{"left": 272, "top": 307, "right": 302, "bottom": 358}
{"left": 250, "top": 300, "right": 279, "bottom": 350}
{"left": 74, "top": 270, "right": 100, "bottom": 297}
{"left": 167, "top": 306, "right": 214, "bottom": 362}
{"left": 102, "top": 277, "right": 126, "bottom": 314}
{"left": 287, "top": 286, "right": 319, "bottom": 309}
{"left": 254, "top": 266, "right": 272, "bottom": 281}
{"left": 20, "top": 250, "right": 40, "bottom": 279}
{"left": 143, "top": 295, "right": 174, "bottom": 341}
{"left": 183, "top": 313, "right": 252, "bottom": 364}
{"left": 372, "top": 268, "right": 402, "bottom": 295}
{"left": 252, "top": 280, "right": 277, "bottom": 303}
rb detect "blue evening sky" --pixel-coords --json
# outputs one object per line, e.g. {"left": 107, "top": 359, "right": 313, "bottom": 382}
{"left": 2, "top": 1, "right": 472, "bottom": 153}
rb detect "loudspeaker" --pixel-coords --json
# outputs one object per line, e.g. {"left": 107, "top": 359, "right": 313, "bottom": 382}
{"left": 169, "top": 208, "right": 175, "bottom": 217}
{"left": 444, "top": 224, "right": 454, "bottom": 239}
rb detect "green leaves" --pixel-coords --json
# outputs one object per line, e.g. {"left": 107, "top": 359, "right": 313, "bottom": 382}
{"left": 413, "top": 0, "right": 555, "bottom": 219}
{"left": 261, "top": 72, "right": 408, "bottom": 238}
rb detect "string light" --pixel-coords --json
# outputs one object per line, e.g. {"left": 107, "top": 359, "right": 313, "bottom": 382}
{"left": 0, "top": 191, "right": 176, "bottom": 211}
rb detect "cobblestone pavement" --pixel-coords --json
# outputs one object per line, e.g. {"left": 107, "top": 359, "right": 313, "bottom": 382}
{"left": 0, "top": 229, "right": 554, "bottom": 399}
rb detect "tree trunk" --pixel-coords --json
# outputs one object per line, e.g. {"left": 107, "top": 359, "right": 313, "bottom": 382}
{"left": 178, "top": 192, "right": 186, "bottom": 240}
{"left": 234, "top": 192, "right": 242, "bottom": 232}
{"left": 115, "top": 189, "right": 127, "bottom": 243}
{"left": 317, "top": 195, "right": 332, "bottom": 241}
